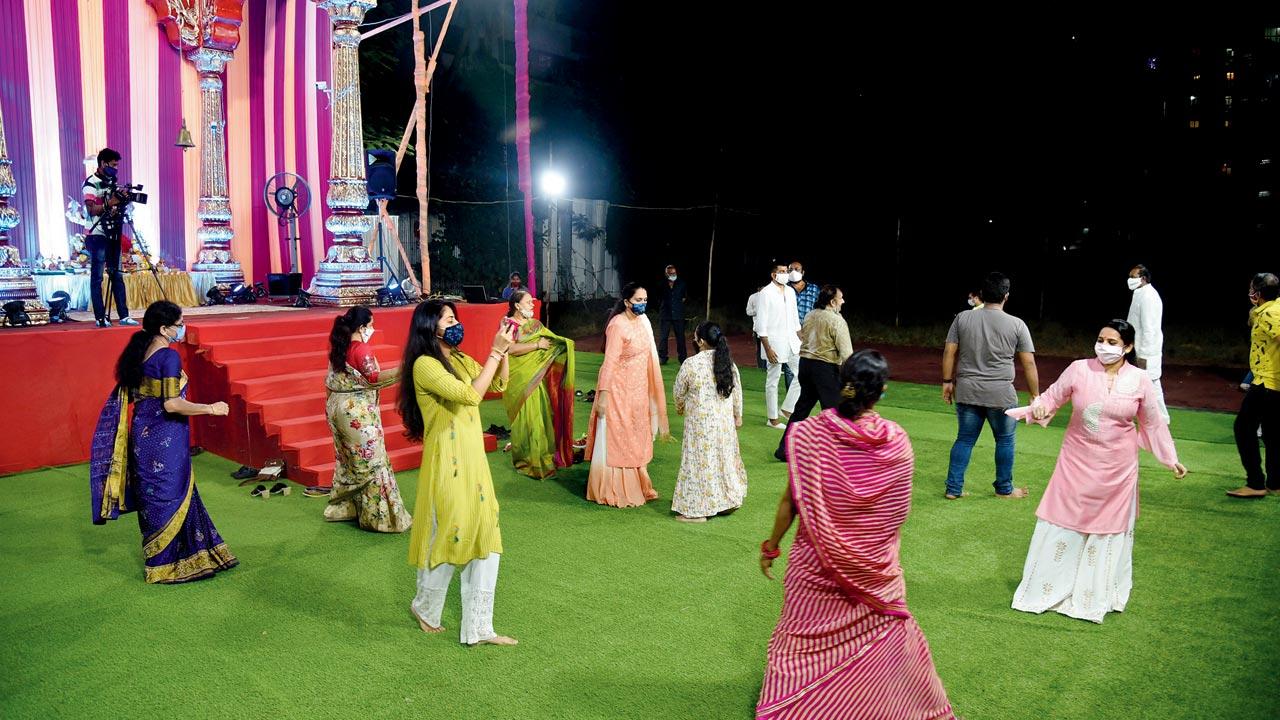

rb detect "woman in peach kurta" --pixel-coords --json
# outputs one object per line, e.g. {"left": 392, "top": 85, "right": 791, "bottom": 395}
{"left": 1008, "top": 320, "right": 1187, "bottom": 623}
{"left": 585, "top": 283, "right": 671, "bottom": 507}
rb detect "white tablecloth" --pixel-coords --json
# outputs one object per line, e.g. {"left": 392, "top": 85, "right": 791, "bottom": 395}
{"left": 33, "top": 274, "right": 90, "bottom": 310}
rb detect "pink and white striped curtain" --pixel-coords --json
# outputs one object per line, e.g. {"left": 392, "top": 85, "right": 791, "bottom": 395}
{"left": 0, "top": 0, "right": 333, "bottom": 285}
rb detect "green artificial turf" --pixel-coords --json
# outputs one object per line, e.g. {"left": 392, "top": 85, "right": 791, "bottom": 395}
{"left": 1, "top": 353, "right": 1277, "bottom": 719}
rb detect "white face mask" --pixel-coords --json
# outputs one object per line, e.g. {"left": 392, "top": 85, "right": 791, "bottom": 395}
{"left": 1095, "top": 342, "right": 1126, "bottom": 365}
{"left": 967, "top": 297, "right": 977, "bottom": 307}
{"left": 788, "top": 270, "right": 803, "bottom": 283}
{"left": 667, "top": 274, "right": 677, "bottom": 281}
{"left": 1127, "top": 277, "right": 1143, "bottom": 291}
{"left": 361, "top": 327, "right": 374, "bottom": 342}
{"left": 774, "top": 273, "right": 788, "bottom": 285}
{"left": 520, "top": 307, "right": 534, "bottom": 319}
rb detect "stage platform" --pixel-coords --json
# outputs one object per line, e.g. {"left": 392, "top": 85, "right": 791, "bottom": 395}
{"left": 0, "top": 300, "right": 513, "bottom": 481}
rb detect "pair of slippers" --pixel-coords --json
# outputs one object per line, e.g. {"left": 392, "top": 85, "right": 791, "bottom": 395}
{"left": 575, "top": 389, "right": 596, "bottom": 404}
{"left": 250, "top": 482, "right": 291, "bottom": 499}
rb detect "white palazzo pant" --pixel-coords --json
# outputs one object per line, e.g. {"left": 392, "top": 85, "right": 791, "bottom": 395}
{"left": 410, "top": 509, "right": 501, "bottom": 644}
{"left": 1011, "top": 494, "right": 1136, "bottom": 624}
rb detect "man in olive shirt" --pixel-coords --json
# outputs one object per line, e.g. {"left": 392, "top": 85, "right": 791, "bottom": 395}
{"left": 941, "top": 272, "right": 1039, "bottom": 499}
{"left": 774, "top": 285, "right": 852, "bottom": 460}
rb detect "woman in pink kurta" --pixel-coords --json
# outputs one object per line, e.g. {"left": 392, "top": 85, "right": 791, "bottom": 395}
{"left": 1010, "top": 320, "right": 1187, "bottom": 623}
{"left": 758, "top": 351, "right": 955, "bottom": 720}
{"left": 585, "top": 283, "right": 671, "bottom": 507}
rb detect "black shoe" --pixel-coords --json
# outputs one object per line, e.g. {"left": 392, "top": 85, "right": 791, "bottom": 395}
{"left": 189, "top": 446, "right": 205, "bottom": 457}
{"left": 250, "top": 484, "right": 268, "bottom": 498}
{"left": 269, "top": 482, "right": 291, "bottom": 497}
{"left": 96, "top": 318, "right": 110, "bottom": 328}
{"left": 231, "top": 465, "right": 258, "bottom": 480}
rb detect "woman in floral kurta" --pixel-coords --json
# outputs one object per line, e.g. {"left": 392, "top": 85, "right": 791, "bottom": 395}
{"left": 324, "top": 307, "right": 412, "bottom": 533}
{"left": 672, "top": 322, "right": 747, "bottom": 521}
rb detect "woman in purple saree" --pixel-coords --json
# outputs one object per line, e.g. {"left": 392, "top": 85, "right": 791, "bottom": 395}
{"left": 90, "top": 301, "right": 238, "bottom": 584}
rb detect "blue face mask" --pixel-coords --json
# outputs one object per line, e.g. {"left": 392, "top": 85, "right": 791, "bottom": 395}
{"left": 103, "top": 166, "right": 118, "bottom": 179}
{"left": 630, "top": 302, "right": 647, "bottom": 315}
{"left": 442, "top": 323, "right": 465, "bottom": 347}
{"left": 169, "top": 325, "right": 186, "bottom": 343}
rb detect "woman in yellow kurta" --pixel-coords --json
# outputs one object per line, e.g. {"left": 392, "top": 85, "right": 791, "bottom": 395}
{"left": 585, "top": 282, "right": 671, "bottom": 507}
{"left": 401, "top": 299, "right": 518, "bottom": 646}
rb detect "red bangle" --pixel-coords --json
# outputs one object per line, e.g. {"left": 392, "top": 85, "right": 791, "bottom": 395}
{"left": 760, "top": 540, "right": 781, "bottom": 559}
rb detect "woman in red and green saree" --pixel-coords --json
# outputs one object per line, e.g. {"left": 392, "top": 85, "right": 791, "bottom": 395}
{"left": 502, "top": 290, "right": 576, "bottom": 479}
{"left": 90, "top": 301, "right": 239, "bottom": 584}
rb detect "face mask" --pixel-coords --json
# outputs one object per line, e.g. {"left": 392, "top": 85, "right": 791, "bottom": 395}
{"left": 520, "top": 307, "right": 534, "bottom": 319}
{"left": 774, "top": 273, "right": 788, "bottom": 285}
{"left": 1127, "top": 277, "right": 1142, "bottom": 291}
{"left": 168, "top": 325, "right": 186, "bottom": 343}
{"left": 789, "top": 270, "right": 803, "bottom": 283}
{"left": 1095, "top": 342, "right": 1126, "bottom": 365}
{"left": 667, "top": 274, "right": 677, "bottom": 281}
{"left": 103, "top": 166, "right": 118, "bottom": 179}
{"left": 361, "top": 327, "right": 374, "bottom": 342}
{"left": 441, "top": 323, "right": 464, "bottom": 347}
{"left": 967, "top": 297, "right": 977, "bottom": 307}
{"left": 630, "top": 302, "right": 647, "bottom": 315}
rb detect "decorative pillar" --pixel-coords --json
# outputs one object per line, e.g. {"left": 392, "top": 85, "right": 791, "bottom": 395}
{"left": 311, "top": 0, "right": 380, "bottom": 307}
{"left": 151, "top": 0, "right": 245, "bottom": 285}
{"left": 0, "top": 104, "right": 49, "bottom": 326}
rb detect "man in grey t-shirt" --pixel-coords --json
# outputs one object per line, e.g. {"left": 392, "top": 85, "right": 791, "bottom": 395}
{"left": 941, "top": 272, "right": 1040, "bottom": 499}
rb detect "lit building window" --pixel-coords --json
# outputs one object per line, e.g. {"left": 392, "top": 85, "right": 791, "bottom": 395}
{"left": 1267, "top": 27, "right": 1280, "bottom": 43}
{"left": 1222, "top": 163, "right": 1232, "bottom": 175}
{"left": 1225, "top": 119, "right": 1232, "bottom": 128}
{"left": 1193, "top": 73, "right": 1201, "bottom": 81}
{"left": 1190, "top": 95, "right": 1199, "bottom": 105}
{"left": 1260, "top": 190, "right": 1273, "bottom": 198}
{"left": 1225, "top": 95, "right": 1233, "bottom": 107}
{"left": 1189, "top": 120, "right": 1200, "bottom": 128}
{"left": 1227, "top": 71, "right": 1236, "bottom": 81}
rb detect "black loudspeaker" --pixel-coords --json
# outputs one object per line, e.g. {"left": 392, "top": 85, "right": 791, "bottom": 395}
{"left": 366, "top": 149, "right": 396, "bottom": 201}
{"left": 268, "top": 273, "right": 303, "bottom": 296}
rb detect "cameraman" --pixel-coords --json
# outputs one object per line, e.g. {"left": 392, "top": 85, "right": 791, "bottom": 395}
{"left": 83, "top": 148, "right": 137, "bottom": 327}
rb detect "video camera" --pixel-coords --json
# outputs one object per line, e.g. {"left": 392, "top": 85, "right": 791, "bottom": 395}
{"left": 108, "top": 180, "right": 148, "bottom": 206}
{"left": 102, "top": 167, "right": 148, "bottom": 205}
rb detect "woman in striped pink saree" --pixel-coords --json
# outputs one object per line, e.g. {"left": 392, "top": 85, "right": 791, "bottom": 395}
{"left": 758, "top": 350, "right": 956, "bottom": 720}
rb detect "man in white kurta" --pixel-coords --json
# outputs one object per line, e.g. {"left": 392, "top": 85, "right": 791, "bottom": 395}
{"left": 1126, "top": 264, "right": 1169, "bottom": 423}
{"left": 754, "top": 264, "right": 801, "bottom": 428}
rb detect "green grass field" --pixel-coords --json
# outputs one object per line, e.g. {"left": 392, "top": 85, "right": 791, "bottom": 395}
{"left": 1, "top": 353, "right": 1277, "bottom": 719}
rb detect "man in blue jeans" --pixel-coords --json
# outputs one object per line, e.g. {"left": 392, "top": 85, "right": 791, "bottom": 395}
{"left": 941, "top": 272, "right": 1039, "bottom": 499}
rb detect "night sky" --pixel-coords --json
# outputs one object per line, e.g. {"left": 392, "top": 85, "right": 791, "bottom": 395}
{"left": 364, "top": 7, "right": 1277, "bottom": 328}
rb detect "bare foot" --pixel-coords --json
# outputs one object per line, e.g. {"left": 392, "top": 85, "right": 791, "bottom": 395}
{"left": 997, "top": 487, "right": 1030, "bottom": 499}
{"left": 944, "top": 492, "right": 969, "bottom": 500}
{"left": 410, "top": 605, "right": 444, "bottom": 634}
{"left": 471, "top": 635, "right": 518, "bottom": 646}
{"left": 675, "top": 515, "right": 707, "bottom": 523}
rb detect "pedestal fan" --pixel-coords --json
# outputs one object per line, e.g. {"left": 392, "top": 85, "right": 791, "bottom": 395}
{"left": 264, "top": 172, "right": 312, "bottom": 274}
